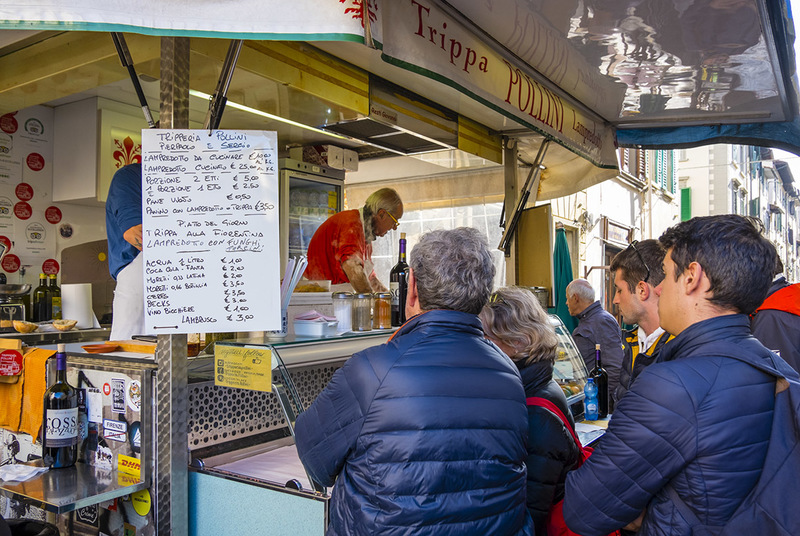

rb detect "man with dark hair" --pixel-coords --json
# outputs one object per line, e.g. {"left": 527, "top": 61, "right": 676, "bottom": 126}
{"left": 564, "top": 215, "right": 780, "bottom": 535}
{"left": 296, "top": 227, "right": 534, "bottom": 536}
{"left": 751, "top": 256, "right": 800, "bottom": 373}
{"left": 610, "top": 239, "right": 673, "bottom": 405}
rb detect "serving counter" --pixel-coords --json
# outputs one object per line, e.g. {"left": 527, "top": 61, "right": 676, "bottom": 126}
{"left": 186, "top": 330, "right": 393, "bottom": 536}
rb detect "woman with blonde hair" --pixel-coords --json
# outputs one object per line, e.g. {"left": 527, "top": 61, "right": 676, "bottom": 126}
{"left": 480, "top": 286, "right": 581, "bottom": 536}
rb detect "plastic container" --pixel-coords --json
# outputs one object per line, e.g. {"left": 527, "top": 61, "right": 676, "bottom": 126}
{"left": 352, "top": 293, "right": 372, "bottom": 331}
{"left": 584, "top": 378, "right": 599, "bottom": 421}
{"left": 372, "top": 292, "right": 392, "bottom": 329}
{"left": 294, "top": 319, "right": 338, "bottom": 337}
{"left": 332, "top": 292, "right": 353, "bottom": 332}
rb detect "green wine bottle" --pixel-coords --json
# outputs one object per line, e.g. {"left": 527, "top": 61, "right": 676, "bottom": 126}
{"left": 32, "top": 273, "right": 50, "bottom": 322}
{"left": 49, "top": 274, "right": 62, "bottom": 320}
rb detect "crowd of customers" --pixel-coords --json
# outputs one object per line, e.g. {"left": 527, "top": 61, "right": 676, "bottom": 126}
{"left": 296, "top": 214, "right": 798, "bottom": 536}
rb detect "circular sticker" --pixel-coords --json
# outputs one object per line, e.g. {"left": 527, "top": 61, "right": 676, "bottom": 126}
{"left": 13, "top": 202, "right": 31, "bottom": 220}
{"left": 130, "top": 489, "right": 151, "bottom": 516}
{"left": 0, "top": 133, "right": 11, "bottom": 157}
{"left": 42, "top": 259, "right": 59, "bottom": 275}
{"left": 0, "top": 236, "right": 11, "bottom": 252}
{"left": 24, "top": 118, "right": 44, "bottom": 136}
{"left": 0, "top": 349, "right": 23, "bottom": 376}
{"left": 0, "top": 197, "right": 12, "bottom": 219}
{"left": 1, "top": 254, "right": 20, "bottom": 273}
{"left": 103, "top": 383, "right": 111, "bottom": 396}
{"left": 128, "top": 421, "right": 141, "bottom": 453}
{"left": 26, "top": 153, "right": 45, "bottom": 172}
{"left": 59, "top": 223, "right": 73, "bottom": 239}
{"left": 0, "top": 113, "right": 18, "bottom": 134}
{"left": 14, "top": 183, "right": 33, "bottom": 201}
{"left": 127, "top": 380, "right": 141, "bottom": 412}
{"left": 26, "top": 222, "right": 45, "bottom": 243}
{"left": 45, "top": 206, "right": 62, "bottom": 224}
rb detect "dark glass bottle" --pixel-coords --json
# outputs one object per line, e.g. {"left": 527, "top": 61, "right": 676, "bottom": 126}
{"left": 390, "top": 232, "right": 409, "bottom": 327}
{"left": 49, "top": 274, "right": 62, "bottom": 320}
{"left": 32, "top": 273, "right": 51, "bottom": 321}
{"left": 591, "top": 344, "right": 609, "bottom": 418}
{"left": 42, "top": 343, "right": 79, "bottom": 468}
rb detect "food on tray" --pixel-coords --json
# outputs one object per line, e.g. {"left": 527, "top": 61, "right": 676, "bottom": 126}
{"left": 13, "top": 320, "right": 38, "bottom": 333}
{"left": 294, "top": 281, "right": 330, "bottom": 292}
{"left": 53, "top": 319, "right": 78, "bottom": 331}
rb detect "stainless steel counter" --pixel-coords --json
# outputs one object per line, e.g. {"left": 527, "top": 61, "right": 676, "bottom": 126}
{"left": 0, "top": 327, "right": 110, "bottom": 345}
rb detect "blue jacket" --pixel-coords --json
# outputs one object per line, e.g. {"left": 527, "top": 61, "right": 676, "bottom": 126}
{"left": 519, "top": 360, "right": 581, "bottom": 536}
{"left": 105, "top": 163, "right": 142, "bottom": 279}
{"left": 564, "top": 315, "right": 776, "bottom": 536}
{"left": 295, "top": 309, "right": 534, "bottom": 536}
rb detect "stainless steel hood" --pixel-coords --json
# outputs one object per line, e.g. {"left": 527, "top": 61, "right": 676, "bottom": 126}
{"left": 320, "top": 77, "right": 459, "bottom": 156}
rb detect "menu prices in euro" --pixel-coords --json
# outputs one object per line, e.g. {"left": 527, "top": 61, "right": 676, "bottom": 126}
{"left": 142, "top": 130, "right": 281, "bottom": 334}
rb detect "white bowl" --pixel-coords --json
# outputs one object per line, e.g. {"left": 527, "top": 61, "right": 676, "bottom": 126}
{"left": 293, "top": 320, "right": 338, "bottom": 337}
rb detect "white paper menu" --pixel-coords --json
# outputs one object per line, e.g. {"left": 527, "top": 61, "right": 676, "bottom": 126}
{"left": 142, "top": 130, "right": 281, "bottom": 334}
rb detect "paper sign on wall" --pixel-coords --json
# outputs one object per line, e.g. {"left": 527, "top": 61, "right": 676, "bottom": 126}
{"left": 213, "top": 345, "right": 273, "bottom": 392}
{"left": 141, "top": 130, "right": 281, "bottom": 334}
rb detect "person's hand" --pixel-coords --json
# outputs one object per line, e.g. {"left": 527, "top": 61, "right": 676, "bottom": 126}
{"left": 123, "top": 224, "right": 143, "bottom": 251}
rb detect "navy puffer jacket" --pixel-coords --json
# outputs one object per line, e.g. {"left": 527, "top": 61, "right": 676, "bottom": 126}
{"left": 519, "top": 360, "right": 581, "bottom": 535}
{"left": 295, "top": 309, "right": 534, "bottom": 536}
{"left": 564, "top": 315, "right": 776, "bottom": 536}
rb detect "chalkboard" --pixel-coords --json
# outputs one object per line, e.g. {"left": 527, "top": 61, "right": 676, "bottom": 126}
{"left": 141, "top": 130, "right": 280, "bottom": 334}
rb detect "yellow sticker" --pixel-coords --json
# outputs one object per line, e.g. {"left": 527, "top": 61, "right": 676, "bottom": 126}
{"left": 213, "top": 345, "right": 272, "bottom": 392}
{"left": 117, "top": 454, "right": 141, "bottom": 478}
{"left": 131, "top": 489, "right": 152, "bottom": 516}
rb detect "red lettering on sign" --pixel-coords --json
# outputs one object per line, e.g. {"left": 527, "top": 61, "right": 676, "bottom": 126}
{"left": 0, "top": 113, "right": 18, "bottom": 134}
{"left": 1, "top": 254, "right": 20, "bottom": 273}
{"left": 45, "top": 206, "right": 62, "bottom": 224}
{"left": 26, "top": 153, "right": 45, "bottom": 172}
{"left": 13, "top": 202, "right": 31, "bottom": 220}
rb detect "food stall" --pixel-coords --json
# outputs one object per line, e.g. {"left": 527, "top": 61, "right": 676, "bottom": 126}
{"left": 1, "top": 1, "right": 800, "bottom": 535}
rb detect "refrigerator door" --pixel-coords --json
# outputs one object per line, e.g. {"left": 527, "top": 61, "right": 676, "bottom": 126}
{"left": 280, "top": 167, "right": 344, "bottom": 269}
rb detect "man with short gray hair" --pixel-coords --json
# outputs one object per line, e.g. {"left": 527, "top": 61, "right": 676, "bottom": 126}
{"left": 296, "top": 227, "right": 534, "bottom": 536}
{"left": 566, "top": 278, "right": 623, "bottom": 410}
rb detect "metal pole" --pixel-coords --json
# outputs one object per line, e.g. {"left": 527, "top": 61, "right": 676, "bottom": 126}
{"left": 203, "top": 40, "right": 243, "bottom": 131}
{"left": 498, "top": 139, "right": 550, "bottom": 254}
{"left": 110, "top": 32, "right": 156, "bottom": 128}
{"left": 155, "top": 36, "right": 190, "bottom": 536}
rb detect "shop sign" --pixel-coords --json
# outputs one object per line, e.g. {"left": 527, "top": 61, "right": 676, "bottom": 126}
{"left": 25, "top": 153, "right": 44, "bottom": 172}
{"left": 0, "top": 349, "right": 23, "bottom": 376}
{"left": 1, "top": 254, "right": 19, "bottom": 273}
{"left": 42, "top": 258, "right": 59, "bottom": 275}
{"left": 102, "top": 418, "right": 127, "bottom": 442}
{"left": 381, "top": 0, "right": 618, "bottom": 169}
{"left": 0, "top": 113, "right": 17, "bottom": 135}
{"left": 45, "top": 206, "right": 62, "bottom": 223}
{"left": 14, "top": 182, "right": 32, "bottom": 201}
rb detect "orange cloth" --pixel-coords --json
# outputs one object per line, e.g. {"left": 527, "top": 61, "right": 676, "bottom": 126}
{"left": 0, "top": 348, "right": 54, "bottom": 437}
{"left": 19, "top": 348, "right": 54, "bottom": 440}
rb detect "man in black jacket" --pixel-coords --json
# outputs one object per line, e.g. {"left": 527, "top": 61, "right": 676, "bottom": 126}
{"left": 751, "top": 257, "right": 800, "bottom": 373}
{"left": 610, "top": 239, "right": 673, "bottom": 406}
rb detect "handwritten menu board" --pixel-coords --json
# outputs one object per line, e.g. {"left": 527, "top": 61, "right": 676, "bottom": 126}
{"left": 142, "top": 130, "right": 280, "bottom": 334}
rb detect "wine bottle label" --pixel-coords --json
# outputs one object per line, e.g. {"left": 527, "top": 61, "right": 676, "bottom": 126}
{"left": 52, "top": 297, "right": 62, "bottom": 319}
{"left": 45, "top": 407, "right": 79, "bottom": 447}
{"left": 390, "top": 282, "right": 400, "bottom": 306}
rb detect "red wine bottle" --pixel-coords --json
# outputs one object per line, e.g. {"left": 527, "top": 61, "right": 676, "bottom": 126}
{"left": 42, "top": 343, "right": 78, "bottom": 468}
{"left": 390, "top": 233, "right": 409, "bottom": 327}
{"left": 591, "top": 344, "right": 609, "bottom": 418}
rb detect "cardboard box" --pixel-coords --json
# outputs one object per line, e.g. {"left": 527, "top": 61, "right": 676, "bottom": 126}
{"left": 290, "top": 145, "right": 358, "bottom": 171}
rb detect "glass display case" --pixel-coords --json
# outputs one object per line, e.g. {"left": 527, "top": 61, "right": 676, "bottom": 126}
{"left": 549, "top": 314, "right": 590, "bottom": 420}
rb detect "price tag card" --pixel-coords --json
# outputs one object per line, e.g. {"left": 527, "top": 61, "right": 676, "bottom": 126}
{"left": 142, "top": 130, "right": 281, "bottom": 334}
{"left": 213, "top": 345, "right": 272, "bottom": 392}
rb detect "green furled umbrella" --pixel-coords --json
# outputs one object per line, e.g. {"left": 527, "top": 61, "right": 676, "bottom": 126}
{"left": 553, "top": 227, "right": 577, "bottom": 332}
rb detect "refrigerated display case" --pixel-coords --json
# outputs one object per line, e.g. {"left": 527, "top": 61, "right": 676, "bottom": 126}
{"left": 279, "top": 158, "right": 345, "bottom": 269}
{"left": 549, "top": 314, "right": 590, "bottom": 421}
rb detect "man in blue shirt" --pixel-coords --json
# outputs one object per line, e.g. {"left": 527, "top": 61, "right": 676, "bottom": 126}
{"left": 105, "top": 163, "right": 145, "bottom": 340}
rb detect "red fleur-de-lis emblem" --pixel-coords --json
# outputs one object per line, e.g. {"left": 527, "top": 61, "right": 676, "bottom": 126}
{"left": 340, "top": 0, "right": 377, "bottom": 28}
{"left": 112, "top": 136, "right": 142, "bottom": 168}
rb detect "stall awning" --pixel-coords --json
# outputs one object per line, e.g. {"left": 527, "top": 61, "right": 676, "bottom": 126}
{"left": 2, "top": 0, "right": 798, "bottom": 199}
